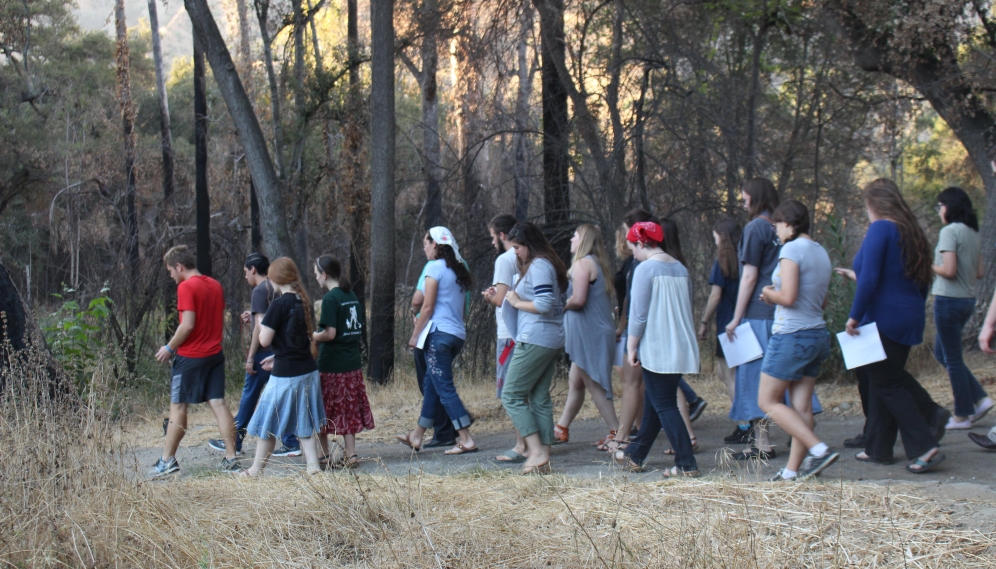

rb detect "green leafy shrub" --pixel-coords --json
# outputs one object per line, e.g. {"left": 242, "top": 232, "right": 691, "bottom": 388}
{"left": 42, "top": 285, "right": 113, "bottom": 389}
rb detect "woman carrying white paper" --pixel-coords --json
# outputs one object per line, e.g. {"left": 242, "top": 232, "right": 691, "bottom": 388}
{"left": 838, "top": 179, "right": 947, "bottom": 474}
{"left": 757, "top": 201, "right": 838, "bottom": 481}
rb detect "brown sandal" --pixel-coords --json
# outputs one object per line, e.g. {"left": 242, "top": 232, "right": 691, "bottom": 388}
{"left": 611, "top": 450, "right": 644, "bottom": 472}
{"left": 396, "top": 433, "right": 422, "bottom": 451}
{"left": 603, "top": 438, "right": 629, "bottom": 453}
{"left": 593, "top": 430, "right": 617, "bottom": 448}
{"left": 661, "top": 466, "right": 701, "bottom": 479}
{"left": 521, "top": 461, "right": 552, "bottom": 475}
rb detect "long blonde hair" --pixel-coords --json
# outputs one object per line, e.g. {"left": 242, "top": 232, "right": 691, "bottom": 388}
{"left": 572, "top": 224, "right": 615, "bottom": 299}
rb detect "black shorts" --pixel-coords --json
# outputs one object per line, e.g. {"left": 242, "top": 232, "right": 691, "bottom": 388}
{"left": 715, "top": 338, "right": 725, "bottom": 359}
{"left": 171, "top": 352, "right": 226, "bottom": 404}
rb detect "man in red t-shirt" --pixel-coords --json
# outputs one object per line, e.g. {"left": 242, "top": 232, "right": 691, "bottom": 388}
{"left": 152, "top": 245, "right": 241, "bottom": 477}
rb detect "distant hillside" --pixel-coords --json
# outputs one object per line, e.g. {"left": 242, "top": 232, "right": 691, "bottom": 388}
{"left": 73, "top": 0, "right": 231, "bottom": 68}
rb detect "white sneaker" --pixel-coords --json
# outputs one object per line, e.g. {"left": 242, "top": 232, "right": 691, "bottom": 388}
{"left": 945, "top": 416, "right": 972, "bottom": 430}
{"left": 988, "top": 426, "right": 996, "bottom": 444}
{"left": 971, "top": 397, "right": 994, "bottom": 423}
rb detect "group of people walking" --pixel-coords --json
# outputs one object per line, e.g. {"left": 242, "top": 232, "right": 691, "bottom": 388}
{"left": 152, "top": 246, "right": 373, "bottom": 477}
{"left": 151, "top": 175, "right": 996, "bottom": 480}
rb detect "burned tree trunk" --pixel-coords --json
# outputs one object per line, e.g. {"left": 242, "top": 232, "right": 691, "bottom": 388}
{"left": 533, "top": 0, "right": 570, "bottom": 254}
{"left": 147, "top": 0, "right": 176, "bottom": 209}
{"left": 184, "top": 0, "right": 296, "bottom": 260}
{"left": 368, "top": 0, "right": 395, "bottom": 383}
{"left": 115, "top": 0, "right": 140, "bottom": 287}
{"left": 194, "top": 36, "right": 212, "bottom": 276}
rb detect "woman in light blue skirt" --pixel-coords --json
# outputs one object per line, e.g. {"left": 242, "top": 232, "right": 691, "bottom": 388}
{"left": 242, "top": 258, "right": 326, "bottom": 476}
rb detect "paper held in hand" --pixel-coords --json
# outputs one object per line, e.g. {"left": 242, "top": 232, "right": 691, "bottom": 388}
{"left": 718, "top": 323, "right": 764, "bottom": 368}
{"left": 416, "top": 320, "right": 433, "bottom": 350}
{"left": 835, "top": 322, "right": 887, "bottom": 370}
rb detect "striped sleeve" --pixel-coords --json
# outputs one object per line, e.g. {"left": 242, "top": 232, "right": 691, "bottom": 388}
{"left": 530, "top": 260, "right": 556, "bottom": 314}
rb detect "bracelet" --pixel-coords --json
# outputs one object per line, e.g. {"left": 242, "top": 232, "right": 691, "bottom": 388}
{"left": 163, "top": 345, "right": 173, "bottom": 354}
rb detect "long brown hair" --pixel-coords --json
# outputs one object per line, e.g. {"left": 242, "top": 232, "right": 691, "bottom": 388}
{"left": 713, "top": 217, "right": 740, "bottom": 279}
{"left": 572, "top": 224, "right": 615, "bottom": 300}
{"left": 743, "top": 178, "right": 780, "bottom": 220}
{"left": 507, "top": 222, "right": 569, "bottom": 291}
{"left": 659, "top": 218, "right": 687, "bottom": 266}
{"left": 863, "top": 178, "right": 934, "bottom": 289}
{"left": 268, "top": 257, "right": 317, "bottom": 358}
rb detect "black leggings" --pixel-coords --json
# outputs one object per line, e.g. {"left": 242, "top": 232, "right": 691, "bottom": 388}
{"left": 857, "top": 335, "right": 940, "bottom": 460}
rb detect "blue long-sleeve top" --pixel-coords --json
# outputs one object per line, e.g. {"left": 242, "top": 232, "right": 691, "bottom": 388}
{"left": 849, "top": 220, "right": 928, "bottom": 346}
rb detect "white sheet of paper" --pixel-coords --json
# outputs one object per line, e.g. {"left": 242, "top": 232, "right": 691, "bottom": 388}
{"left": 416, "top": 320, "right": 433, "bottom": 350}
{"left": 836, "top": 322, "right": 887, "bottom": 370}
{"left": 501, "top": 298, "right": 518, "bottom": 340}
{"left": 718, "top": 323, "right": 764, "bottom": 368}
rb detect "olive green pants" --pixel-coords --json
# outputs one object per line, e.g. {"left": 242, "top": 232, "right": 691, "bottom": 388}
{"left": 500, "top": 342, "right": 559, "bottom": 445}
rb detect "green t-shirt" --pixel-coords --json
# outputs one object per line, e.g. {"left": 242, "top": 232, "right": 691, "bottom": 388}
{"left": 932, "top": 222, "right": 981, "bottom": 299}
{"left": 316, "top": 287, "right": 364, "bottom": 373}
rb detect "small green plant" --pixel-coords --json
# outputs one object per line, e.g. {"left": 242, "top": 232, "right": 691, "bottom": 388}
{"left": 42, "top": 284, "right": 113, "bottom": 388}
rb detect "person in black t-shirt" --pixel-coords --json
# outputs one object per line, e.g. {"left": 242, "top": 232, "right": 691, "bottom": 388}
{"left": 241, "top": 258, "right": 326, "bottom": 477}
{"left": 209, "top": 254, "right": 300, "bottom": 456}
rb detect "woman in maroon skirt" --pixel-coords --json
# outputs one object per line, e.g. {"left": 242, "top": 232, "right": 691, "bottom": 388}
{"left": 312, "top": 254, "right": 374, "bottom": 468}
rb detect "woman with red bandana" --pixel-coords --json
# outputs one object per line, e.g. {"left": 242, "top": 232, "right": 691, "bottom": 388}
{"left": 612, "top": 221, "right": 701, "bottom": 478}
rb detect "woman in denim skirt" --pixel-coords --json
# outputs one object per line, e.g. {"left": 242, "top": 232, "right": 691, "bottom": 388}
{"left": 241, "top": 257, "right": 326, "bottom": 477}
{"left": 757, "top": 201, "right": 838, "bottom": 481}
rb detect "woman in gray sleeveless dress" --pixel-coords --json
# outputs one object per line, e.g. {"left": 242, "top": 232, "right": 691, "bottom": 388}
{"left": 554, "top": 224, "right": 620, "bottom": 445}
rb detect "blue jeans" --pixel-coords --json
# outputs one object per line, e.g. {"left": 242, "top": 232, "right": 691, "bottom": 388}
{"left": 625, "top": 371, "right": 698, "bottom": 471}
{"left": 414, "top": 346, "right": 456, "bottom": 442}
{"left": 234, "top": 350, "right": 297, "bottom": 452}
{"left": 934, "top": 296, "right": 988, "bottom": 417}
{"left": 678, "top": 378, "right": 700, "bottom": 405}
{"left": 418, "top": 332, "right": 472, "bottom": 431}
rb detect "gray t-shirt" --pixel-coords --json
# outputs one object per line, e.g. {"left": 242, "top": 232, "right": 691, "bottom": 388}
{"left": 493, "top": 248, "right": 517, "bottom": 339}
{"left": 772, "top": 238, "right": 831, "bottom": 334}
{"left": 739, "top": 214, "right": 781, "bottom": 320}
{"left": 249, "top": 278, "right": 277, "bottom": 333}
{"left": 932, "top": 222, "right": 980, "bottom": 299}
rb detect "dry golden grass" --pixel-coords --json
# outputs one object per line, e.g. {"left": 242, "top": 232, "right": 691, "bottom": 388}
{"left": 5, "top": 347, "right": 996, "bottom": 567}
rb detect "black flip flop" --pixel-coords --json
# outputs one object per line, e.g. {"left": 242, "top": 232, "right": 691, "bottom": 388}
{"left": 854, "top": 452, "right": 896, "bottom": 465}
{"left": 905, "top": 452, "right": 946, "bottom": 474}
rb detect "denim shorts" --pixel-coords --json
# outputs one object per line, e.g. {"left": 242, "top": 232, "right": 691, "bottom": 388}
{"left": 760, "top": 328, "right": 831, "bottom": 381}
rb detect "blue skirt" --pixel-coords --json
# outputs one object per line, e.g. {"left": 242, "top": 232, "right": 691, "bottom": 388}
{"left": 246, "top": 370, "right": 326, "bottom": 439}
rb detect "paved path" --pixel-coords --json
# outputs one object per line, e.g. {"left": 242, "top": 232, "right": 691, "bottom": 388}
{"left": 135, "top": 414, "right": 996, "bottom": 485}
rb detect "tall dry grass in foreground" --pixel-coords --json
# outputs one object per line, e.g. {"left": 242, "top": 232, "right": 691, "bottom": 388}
{"left": 3, "top": 349, "right": 996, "bottom": 568}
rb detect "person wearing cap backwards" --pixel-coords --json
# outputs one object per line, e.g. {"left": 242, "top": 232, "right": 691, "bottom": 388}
{"left": 612, "top": 221, "right": 701, "bottom": 478}
{"left": 397, "top": 227, "right": 478, "bottom": 455}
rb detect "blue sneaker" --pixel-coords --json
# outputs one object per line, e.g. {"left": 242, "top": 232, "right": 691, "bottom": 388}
{"left": 151, "top": 457, "right": 180, "bottom": 478}
{"left": 272, "top": 445, "right": 302, "bottom": 457}
{"left": 208, "top": 439, "right": 244, "bottom": 455}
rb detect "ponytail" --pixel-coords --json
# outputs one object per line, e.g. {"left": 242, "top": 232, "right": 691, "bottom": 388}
{"left": 435, "top": 244, "right": 473, "bottom": 291}
{"left": 316, "top": 254, "right": 352, "bottom": 294}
